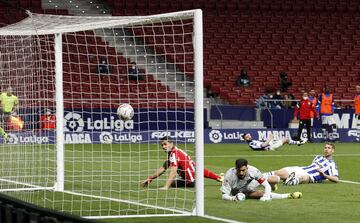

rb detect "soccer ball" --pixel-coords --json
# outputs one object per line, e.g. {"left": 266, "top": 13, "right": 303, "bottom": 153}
{"left": 117, "top": 103, "right": 134, "bottom": 120}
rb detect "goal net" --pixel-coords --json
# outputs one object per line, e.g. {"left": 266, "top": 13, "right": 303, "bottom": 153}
{"left": 0, "top": 10, "right": 204, "bottom": 219}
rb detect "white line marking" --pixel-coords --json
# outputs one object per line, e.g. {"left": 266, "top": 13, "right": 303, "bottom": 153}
{"left": 339, "top": 180, "right": 360, "bottom": 185}
{"left": 205, "top": 154, "right": 360, "bottom": 158}
{"left": 204, "top": 214, "right": 246, "bottom": 223}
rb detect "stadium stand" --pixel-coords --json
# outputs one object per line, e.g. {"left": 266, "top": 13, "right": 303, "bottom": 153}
{"left": 2, "top": 0, "right": 360, "bottom": 108}
{"left": 107, "top": 0, "right": 359, "bottom": 106}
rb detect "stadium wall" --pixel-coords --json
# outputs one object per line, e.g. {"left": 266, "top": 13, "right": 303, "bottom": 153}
{"left": 3, "top": 128, "right": 358, "bottom": 145}
{"left": 4, "top": 108, "right": 358, "bottom": 144}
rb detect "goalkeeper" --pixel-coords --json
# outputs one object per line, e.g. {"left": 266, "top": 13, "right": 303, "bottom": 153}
{"left": 141, "top": 136, "right": 223, "bottom": 190}
{"left": 221, "top": 158, "right": 302, "bottom": 202}
{"left": 0, "top": 87, "right": 19, "bottom": 140}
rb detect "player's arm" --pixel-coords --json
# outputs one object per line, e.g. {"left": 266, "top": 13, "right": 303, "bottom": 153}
{"left": 317, "top": 163, "right": 339, "bottom": 183}
{"left": 293, "top": 103, "right": 299, "bottom": 120}
{"left": 160, "top": 166, "right": 177, "bottom": 190}
{"left": 261, "top": 133, "right": 273, "bottom": 148}
{"left": 141, "top": 161, "right": 168, "bottom": 187}
{"left": 317, "top": 169, "right": 339, "bottom": 183}
{"left": 220, "top": 173, "right": 244, "bottom": 201}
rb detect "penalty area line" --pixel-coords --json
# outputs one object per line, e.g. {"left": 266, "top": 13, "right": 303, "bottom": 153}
{"left": 204, "top": 214, "right": 246, "bottom": 223}
{"left": 339, "top": 179, "right": 360, "bottom": 185}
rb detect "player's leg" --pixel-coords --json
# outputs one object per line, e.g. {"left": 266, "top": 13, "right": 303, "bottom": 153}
{"left": 296, "top": 120, "right": 305, "bottom": 140}
{"left": 171, "top": 179, "right": 195, "bottom": 188}
{"left": 328, "top": 115, "right": 337, "bottom": 142}
{"left": 270, "top": 192, "right": 302, "bottom": 199}
{"left": 246, "top": 190, "right": 264, "bottom": 199}
{"left": 247, "top": 189, "right": 302, "bottom": 200}
{"left": 269, "top": 139, "right": 284, "bottom": 150}
{"left": 0, "top": 112, "right": 7, "bottom": 141}
{"left": 321, "top": 115, "right": 328, "bottom": 141}
{"left": 306, "top": 119, "right": 312, "bottom": 142}
{"left": 264, "top": 168, "right": 291, "bottom": 181}
{"left": 283, "top": 138, "right": 304, "bottom": 146}
{"left": 204, "top": 168, "right": 222, "bottom": 182}
{"left": 284, "top": 168, "right": 311, "bottom": 186}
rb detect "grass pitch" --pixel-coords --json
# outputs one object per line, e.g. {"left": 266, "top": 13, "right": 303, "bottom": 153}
{"left": 2, "top": 142, "right": 360, "bottom": 223}
{"left": 102, "top": 142, "right": 360, "bottom": 223}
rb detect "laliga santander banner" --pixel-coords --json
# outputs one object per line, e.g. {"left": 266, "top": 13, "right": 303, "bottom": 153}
{"left": 2, "top": 128, "right": 359, "bottom": 144}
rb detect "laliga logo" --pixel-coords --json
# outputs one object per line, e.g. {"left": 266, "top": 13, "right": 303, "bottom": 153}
{"left": 99, "top": 132, "right": 113, "bottom": 144}
{"left": 209, "top": 130, "right": 223, "bottom": 143}
{"left": 7, "top": 133, "right": 18, "bottom": 144}
{"left": 64, "top": 112, "right": 84, "bottom": 132}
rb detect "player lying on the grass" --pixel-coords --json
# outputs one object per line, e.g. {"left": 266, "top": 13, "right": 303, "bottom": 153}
{"left": 241, "top": 132, "right": 306, "bottom": 151}
{"left": 264, "top": 142, "right": 339, "bottom": 186}
{"left": 141, "top": 136, "right": 223, "bottom": 190}
{"left": 221, "top": 158, "right": 302, "bottom": 202}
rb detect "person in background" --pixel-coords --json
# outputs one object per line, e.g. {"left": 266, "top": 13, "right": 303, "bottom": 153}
{"left": 308, "top": 89, "right": 319, "bottom": 127}
{"left": 128, "top": 62, "right": 144, "bottom": 81}
{"left": 40, "top": 109, "right": 56, "bottom": 130}
{"left": 97, "top": 57, "right": 110, "bottom": 74}
{"left": 283, "top": 93, "right": 296, "bottom": 109}
{"left": 236, "top": 68, "right": 251, "bottom": 87}
{"left": 279, "top": 71, "right": 292, "bottom": 92}
{"left": 354, "top": 85, "right": 360, "bottom": 141}
{"left": 0, "top": 87, "right": 18, "bottom": 140}
{"left": 272, "top": 89, "right": 284, "bottom": 109}
{"left": 256, "top": 90, "right": 271, "bottom": 109}
{"left": 318, "top": 86, "right": 337, "bottom": 142}
{"left": 293, "top": 92, "right": 317, "bottom": 142}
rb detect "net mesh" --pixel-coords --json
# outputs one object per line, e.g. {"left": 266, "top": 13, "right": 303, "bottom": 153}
{"left": 0, "top": 11, "right": 199, "bottom": 218}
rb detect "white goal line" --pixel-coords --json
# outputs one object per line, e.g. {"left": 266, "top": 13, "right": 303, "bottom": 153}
{"left": 0, "top": 178, "right": 54, "bottom": 192}
{"left": 62, "top": 190, "right": 191, "bottom": 219}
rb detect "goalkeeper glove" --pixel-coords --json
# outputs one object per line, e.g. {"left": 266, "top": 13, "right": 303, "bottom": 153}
{"left": 234, "top": 192, "right": 246, "bottom": 201}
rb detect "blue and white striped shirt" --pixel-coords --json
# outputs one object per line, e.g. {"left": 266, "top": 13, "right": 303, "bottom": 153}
{"left": 302, "top": 155, "right": 338, "bottom": 183}
{"left": 247, "top": 140, "right": 270, "bottom": 151}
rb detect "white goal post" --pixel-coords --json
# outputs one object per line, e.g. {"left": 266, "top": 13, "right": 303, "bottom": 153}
{"left": 0, "top": 9, "right": 204, "bottom": 219}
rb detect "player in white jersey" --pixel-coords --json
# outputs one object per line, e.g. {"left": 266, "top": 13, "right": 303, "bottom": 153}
{"left": 221, "top": 158, "right": 302, "bottom": 202}
{"left": 242, "top": 133, "right": 306, "bottom": 151}
{"left": 264, "top": 143, "right": 339, "bottom": 186}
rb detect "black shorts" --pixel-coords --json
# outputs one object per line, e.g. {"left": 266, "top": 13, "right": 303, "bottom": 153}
{"left": 172, "top": 179, "right": 195, "bottom": 188}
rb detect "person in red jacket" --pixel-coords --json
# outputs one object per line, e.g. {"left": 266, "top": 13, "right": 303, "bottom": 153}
{"left": 355, "top": 85, "right": 360, "bottom": 141}
{"left": 293, "top": 92, "right": 317, "bottom": 142}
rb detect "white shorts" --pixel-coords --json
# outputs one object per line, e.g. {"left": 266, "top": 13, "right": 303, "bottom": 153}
{"left": 283, "top": 166, "right": 313, "bottom": 182}
{"left": 269, "top": 140, "right": 283, "bottom": 150}
{"left": 321, "top": 115, "right": 336, "bottom": 125}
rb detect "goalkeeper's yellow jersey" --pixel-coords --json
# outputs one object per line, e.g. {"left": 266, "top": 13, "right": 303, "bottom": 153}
{"left": 0, "top": 93, "right": 18, "bottom": 113}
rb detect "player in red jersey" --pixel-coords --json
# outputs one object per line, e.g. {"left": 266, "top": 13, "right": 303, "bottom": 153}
{"left": 141, "top": 136, "right": 223, "bottom": 190}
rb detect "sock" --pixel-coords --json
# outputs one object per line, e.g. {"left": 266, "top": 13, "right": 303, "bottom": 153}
{"left": 204, "top": 169, "right": 220, "bottom": 180}
{"left": 288, "top": 139, "right": 299, "bottom": 145}
{"left": 270, "top": 192, "right": 288, "bottom": 200}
